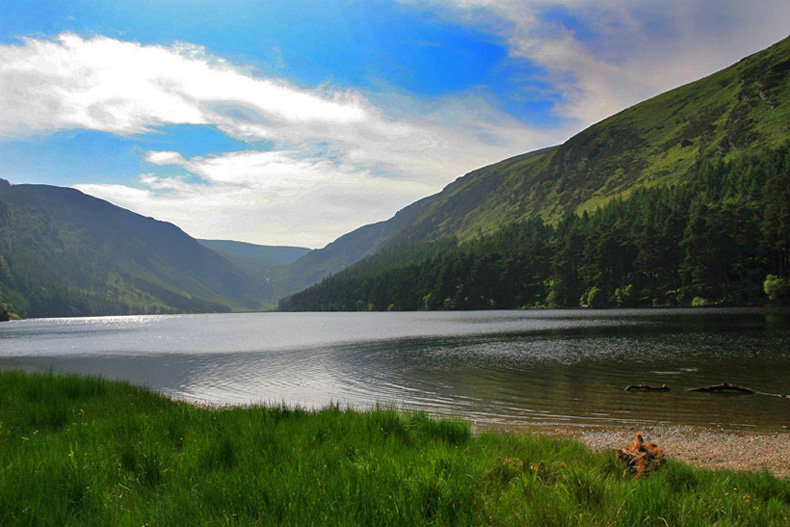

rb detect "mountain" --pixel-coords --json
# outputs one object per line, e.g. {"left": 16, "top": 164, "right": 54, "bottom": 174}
{"left": 0, "top": 182, "right": 270, "bottom": 318}
{"left": 198, "top": 240, "right": 309, "bottom": 268}
{"left": 5, "top": 36, "right": 789, "bottom": 316}
{"left": 197, "top": 239, "right": 311, "bottom": 309}
{"left": 270, "top": 194, "right": 440, "bottom": 299}
{"left": 198, "top": 239, "right": 307, "bottom": 286}
{"left": 366, "top": 33, "right": 790, "bottom": 247}
{"left": 279, "top": 35, "right": 790, "bottom": 310}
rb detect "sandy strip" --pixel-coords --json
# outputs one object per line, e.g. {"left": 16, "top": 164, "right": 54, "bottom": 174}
{"left": 571, "top": 426, "right": 790, "bottom": 479}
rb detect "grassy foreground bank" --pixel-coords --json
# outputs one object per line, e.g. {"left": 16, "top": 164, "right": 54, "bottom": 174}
{"left": 2, "top": 371, "right": 789, "bottom": 526}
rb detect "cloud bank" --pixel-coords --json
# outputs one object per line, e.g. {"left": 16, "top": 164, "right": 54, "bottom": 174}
{"left": 1, "top": 33, "right": 555, "bottom": 246}
{"left": 1, "top": 33, "right": 559, "bottom": 246}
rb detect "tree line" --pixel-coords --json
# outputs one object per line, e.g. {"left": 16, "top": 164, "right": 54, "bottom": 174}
{"left": 280, "top": 144, "right": 790, "bottom": 311}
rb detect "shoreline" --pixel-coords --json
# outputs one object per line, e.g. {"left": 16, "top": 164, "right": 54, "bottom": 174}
{"left": 183, "top": 398, "right": 790, "bottom": 477}
{"left": 472, "top": 422, "right": 790, "bottom": 478}
{"left": 8, "top": 365, "right": 789, "bottom": 478}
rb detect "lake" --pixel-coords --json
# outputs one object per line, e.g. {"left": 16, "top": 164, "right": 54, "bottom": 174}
{"left": 1, "top": 308, "right": 789, "bottom": 431}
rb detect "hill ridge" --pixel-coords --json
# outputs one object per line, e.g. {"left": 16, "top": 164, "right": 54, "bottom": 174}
{"left": 278, "top": 34, "right": 790, "bottom": 310}
{"left": 0, "top": 183, "right": 270, "bottom": 317}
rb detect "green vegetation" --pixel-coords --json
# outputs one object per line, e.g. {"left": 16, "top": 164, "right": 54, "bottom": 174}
{"left": 4, "top": 37, "right": 790, "bottom": 317}
{"left": 198, "top": 239, "right": 309, "bottom": 279}
{"left": 280, "top": 144, "right": 790, "bottom": 310}
{"left": 380, "top": 35, "right": 790, "bottom": 247}
{"left": 197, "top": 240, "right": 312, "bottom": 310}
{"left": 0, "top": 294, "right": 11, "bottom": 321}
{"left": 198, "top": 240, "right": 310, "bottom": 267}
{"left": 765, "top": 275, "right": 790, "bottom": 304}
{"left": 0, "top": 183, "right": 273, "bottom": 318}
{"left": 2, "top": 371, "right": 790, "bottom": 526}
{"left": 270, "top": 195, "right": 441, "bottom": 300}
{"left": 279, "top": 35, "right": 790, "bottom": 308}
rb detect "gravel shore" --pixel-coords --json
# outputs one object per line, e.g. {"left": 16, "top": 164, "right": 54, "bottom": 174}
{"left": 572, "top": 426, "right": 790, "bottom": 479}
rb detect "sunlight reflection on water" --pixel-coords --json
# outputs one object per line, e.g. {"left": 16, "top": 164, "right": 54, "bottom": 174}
{"left": 1, "top": 308, "right": 789, "bottom": 431}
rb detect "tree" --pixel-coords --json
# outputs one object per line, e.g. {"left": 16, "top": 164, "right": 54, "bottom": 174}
{"left": 0, "top": 296, "right": 10, "bottom": 321}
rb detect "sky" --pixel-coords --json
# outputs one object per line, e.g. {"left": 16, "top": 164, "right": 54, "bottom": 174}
{"left": 1, "top": 1, "right": 789, "bottom": 248}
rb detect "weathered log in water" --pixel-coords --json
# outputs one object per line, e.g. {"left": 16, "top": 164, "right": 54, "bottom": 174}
{"left": 688, "top": 382, "right": 756, "bottom": 394}
{"left": 624, "top": 384, "right": 670, "bottom": 392}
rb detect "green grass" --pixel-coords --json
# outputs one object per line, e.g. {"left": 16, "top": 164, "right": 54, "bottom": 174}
{"left": 2, "top": 370, "right": 790, "bottom": 526}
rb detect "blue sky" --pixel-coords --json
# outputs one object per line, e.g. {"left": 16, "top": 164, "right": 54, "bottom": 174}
{"left": 1, "top": 1, "right": 789, "bottom": 247}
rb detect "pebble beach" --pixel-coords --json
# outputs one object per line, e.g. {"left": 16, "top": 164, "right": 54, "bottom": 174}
{"left": 576, "top": 426, "right": 790, "bottom": 479}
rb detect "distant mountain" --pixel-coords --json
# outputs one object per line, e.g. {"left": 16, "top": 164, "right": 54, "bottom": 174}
{"left": 198, "top": 240, "right": 309, "bottom": 268}
{"left": 270, "top": 194, "right": 439, "bottom": 299}
{"left": 197, "top": 239, "right": 310, "bottom": 309}
{"left": 280, "top": 34, "right": 790, "bottom": 310}
{"left": 0, "top": 182, "right": 269, "bottom": 318}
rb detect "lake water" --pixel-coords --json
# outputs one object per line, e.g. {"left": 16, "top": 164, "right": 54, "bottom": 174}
{"left": 1, "top": 308, "right": 789, "bottom": 431}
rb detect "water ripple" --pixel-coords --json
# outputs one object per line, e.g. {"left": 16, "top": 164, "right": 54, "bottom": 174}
{"left": 1, "top": 308, "right": 789, "bottom": 430}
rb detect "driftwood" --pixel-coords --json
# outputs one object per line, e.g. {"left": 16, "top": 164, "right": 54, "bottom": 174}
{"left": 623, "top": 382, "right": 757, "bottom": 394}
{"left": 624, "top": 384, "right": 670, "bottom": 392}
{"left": 688, "top": 382, "right": 756, "bottom": 394}
{"left": 616, "top": 432, "right": 664, "bottom": 478}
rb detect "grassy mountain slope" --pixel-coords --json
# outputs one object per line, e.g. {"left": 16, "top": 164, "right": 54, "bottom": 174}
{"left": 0, "top": 182, "right": 269, "bottom": 317}
{"left": 386, "top": 34, "right": 790, "bottom": 245}
{"left": 198, "top": 239, "right": 309, "bottom": 293}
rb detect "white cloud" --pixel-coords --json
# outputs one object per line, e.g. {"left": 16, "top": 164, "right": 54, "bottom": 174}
{"left": 145, "top": 151, "right": 187, "bottom": 166}
{"left": 0, "top": 33, "right": 369, "bottom": 138}
{"left": 75, "top": 150, "right": 438, "bottom": 248}
{"left": 74, "top": 92, "right": 561, "bottom": 247}
{"left": 76, "top": 92, "right": 562, "bottom": 249}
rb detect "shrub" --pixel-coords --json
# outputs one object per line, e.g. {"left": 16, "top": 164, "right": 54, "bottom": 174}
{"left": 691, "top": 296, "right": 709, "bottom": 307}
{"left": 764, "top": 274, "right": 790, "bottom": 304}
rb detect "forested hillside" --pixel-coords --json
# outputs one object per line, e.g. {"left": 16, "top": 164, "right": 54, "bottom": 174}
{"left": 280, "top": 144, "right": 790, "bottom": 311}
{"left": 271, "top": 34, "right": 790, "bottom": 304}
{"left": 0, "top": 182, "right": 269, "bottom": 318}
{"left": 279, "top": 35, "right": 790, "bottom": 311}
